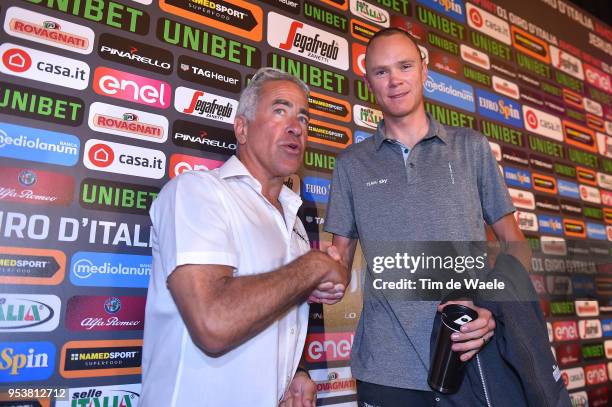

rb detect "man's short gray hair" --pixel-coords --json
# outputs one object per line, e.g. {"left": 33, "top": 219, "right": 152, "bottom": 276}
{"left": 236, "top": 68, "right": 310, "bottom": 121}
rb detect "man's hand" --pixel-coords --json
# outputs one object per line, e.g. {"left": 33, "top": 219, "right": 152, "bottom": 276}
{"left": 437, "top": 300, "right": 495, "bottom": 362}
{"left": 307, "top": 245, "right": 349, "bottom": 305}
{"left": 279, "top": 370, "right": 316, "bottom": 407}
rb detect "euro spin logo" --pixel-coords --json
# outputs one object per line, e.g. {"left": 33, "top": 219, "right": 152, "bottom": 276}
{"left": 280, "top": 21, "right": 339, "bottom": 62}
{"left": 418, "top": 0, "right": 465, "bottom": 23}
{"left": 0, "top": 342, "right": 55, "bottom": 381}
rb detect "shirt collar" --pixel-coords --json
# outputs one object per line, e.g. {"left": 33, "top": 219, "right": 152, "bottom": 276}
{"left": 373, "top": 112, "right": 449, "bottom": 150}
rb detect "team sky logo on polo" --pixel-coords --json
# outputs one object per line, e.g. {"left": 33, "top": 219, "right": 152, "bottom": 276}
{"left": 515, "top": 211, "right": 538, "bottom": 232}
{"left": 417, "top": 0, "right": 465, "bottom": 23}
{"left": 303, "top": 177, "right": 331, "bottom": 204}
{"left": 0, "top": 43, "right": 90, "bottom": 91}
{"left": 0, "top": 82, "right": 84, "bottom": 126}
{"left": 172, "top": 120, "right": 237, "bottom": 156}
{"left": 538, "top": 215, "right": 563, "bottom": 235}
{"left": 503, "top": 167, "right": 531, "bottom": 189}
{"left": 558, "top": 179, "right": 580, "bottom": 199}
{"left": 0, "top": 167, "right": 74, "bottom": 207}
{"left": 60, "top": 340, "right": 142, "bottom": 378}
{"left": 88, "top": 102, "right": 169, "bottom": 144}
{"left": 304, "top": 147, "right": 336, "bottom": 173}
{"left": 460, "top": 44, "right": 490, "bottom": 70}
{"left": 586, "top": 223, "right": 607, "bottom": 240}
{"left": 55, "top": 384, "right": 141, "bottom": 407}
{"left": 579, "top": 184, "right": 601, "bottom": 204}
{"left": 349, "top": 0, "right": 389, "bottom": 27}
{"left": 563, "top": 121, "right": 596, "bottom": 152}
{"left": 0, "top": 247, "right": 66, "bottom": 286}
{"left": 0, "top": 341, "right": 55, "bottom": 382}
{"left": 83, "top": 139, "right": 166, "bottom": 180}
{"left": 0, "top": 294, "right": 60, "bottom": 333}
{"left": 268, "top": 13, "right": 348, "bottom": 70}
{"left": 308, "top": 120, "right": 352, "bottom": 148}
{"left": 0, "top": 122, "right": 79, "bottom": 167}
{"left": 308, "top": 91, "right": 351, "bottom": 122}
{"left": 465, "top": 3, "right": 511, "bottom": 45}
{"left": 98, "top": 33, "right": 173, "bottom": 76}
{"left": 523, "top": 105, "right": 563, "bottom": 142}
{"left": 65, "top": 296, "right": 145, "bottom": 332}
{"left": 310, "top": 367, "right": 356, "bottom": 399}
{"left": 175, "top": 86, "right": 237, "bottom": 124}
{"left": 549, "top": 45, "right": 584, "bottom": 81}
{"left": 508, "top": 188, "right": 535, "bottom": 210}
{"left": 169, "top": 154, "right": 224, "bottom": 178}
{"left": 178, "top": 55, "right": 242, "bottom": 94}
{"left": 93, "top": 67, "right": 171, "bottom": 110}
{"left": 80, "top": 178, "right": 160, "bottom": 216}
{"left": 4, "top": 7, "right": 94, "bottom": 54}
{"left": 492, "top": 76, "right": 519, "bottom": 100}
{"left": 563, "top": 218, "right": 586, "bottom": 238}
{"left": 70, "top": 252, "right": 151, "bottom": 288}
{"left": 424, "top": 71, "right": 475, "bottom": 113}
{"left": 476, "top": 89, "right": 522, "bottom": 128}
{"left": 353, "top": 104, "right": 382, "bottom": 130}
{"left": 159, "top": 0, "right": 263, "bottom": 41}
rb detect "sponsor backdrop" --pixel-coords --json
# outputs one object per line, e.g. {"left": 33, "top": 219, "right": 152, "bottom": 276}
{"left": 0, "top": 0, "right": 610, "bottom": 404}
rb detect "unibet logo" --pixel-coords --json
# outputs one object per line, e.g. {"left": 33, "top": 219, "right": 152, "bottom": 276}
{"left": 83, "top": 139, "right": 166, "bottom": 180}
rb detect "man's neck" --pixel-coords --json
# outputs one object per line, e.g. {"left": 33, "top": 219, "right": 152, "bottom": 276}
{"left": 238, "top": 154, "right": 285, "bottom": 210}
{"left": 383, "top": 109, "right": 429, "bottom": 149}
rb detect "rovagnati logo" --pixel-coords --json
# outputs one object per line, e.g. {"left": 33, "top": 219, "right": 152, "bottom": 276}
{"left": 0, "top": 341, "right": 55, "bottom": 382}
{"left": 424, "top": 71, "right": 475, "bottom": 112}
{"left": 70, "top": 252, "right": 151, "bottom": 288}
{"left": 0, "top": 122, "right": 79, "bottom": 166}
{"left": 88, "top": 102, "right": 169, "bottom": 143}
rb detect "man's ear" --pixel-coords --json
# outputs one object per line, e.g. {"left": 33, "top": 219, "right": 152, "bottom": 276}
{"left": 363, "top": 73, "right": 372, "bottom": 93}
{"left": 234, "top": 115, "right": 248, "bottom": 145}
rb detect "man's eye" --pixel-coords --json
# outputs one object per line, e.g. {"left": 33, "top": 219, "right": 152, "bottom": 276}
{"left": 275, "top": 108, "right": 286, "bottom": 114}
{"left": 299, "top": 116, "right": 310, "bottom": 124}
{"left": 375, "top": 70, "right": 386, "bottom": 76}
{"left": 401, "top": 64, "right": 412, "bottom": 70}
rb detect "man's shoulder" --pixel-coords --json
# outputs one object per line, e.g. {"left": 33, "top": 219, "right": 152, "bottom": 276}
{"left": 337, "top": 136, "right": 378, "bottom": 162}
{"left": 157, "top": 169, "right": 222, "bottom": 202}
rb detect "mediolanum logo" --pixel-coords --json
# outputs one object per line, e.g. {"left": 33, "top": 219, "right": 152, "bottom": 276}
{"left": 4, "top": 6, "right": 94, "bottom": 54}
{"left": 0, "top": 122, "right": 79, "bottom": 167}
{"left": 549, "top": 45, "right": 584, "bottom": 81}
{"left": 305, "top": 333, "right": 354, "bottom": 362}
{"left": 349, "top": 0, "right": 389, "bottom": 27}
{"left": 0, "top": 294, "right": 61, "bottom": 332}
{"left": 424, "top": 71, "right": 475, "bottom": 113}
{"left": 88, "top": 102, "right": 169, "bottom": 144}
{"left": 0, "top": 43, "right": 90, "bottom": 90}
{"left": 174, "top": 86, "right": 237, "bottom": 124}
{"left": 55, "top": 384, "right": 141, "bottom": 407}
{"left": 93, "top": 67, "right": 171, "bottom": 109}
{"left": 70, "top": 251, "right": 151, "bottom": 289}
{"left": 0, "top": 341, "right": 55, "bottom": 382}
{"left": 83, "top": 139, "right": 166, "bottom": 180}
{"left": 268, "top": 12, "right": 349, "bottom": 70}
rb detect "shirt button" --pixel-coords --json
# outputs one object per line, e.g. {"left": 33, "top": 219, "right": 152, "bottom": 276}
{"left": 409, "top": 163, "right": 415, "bottom": 168}
{"left": 290, "top": 328, "right": 295, "bottom": 334}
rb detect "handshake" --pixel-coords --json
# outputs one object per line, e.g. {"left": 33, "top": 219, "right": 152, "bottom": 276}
{"left": 302, "top": 245, "right": 350, "bottom": 305}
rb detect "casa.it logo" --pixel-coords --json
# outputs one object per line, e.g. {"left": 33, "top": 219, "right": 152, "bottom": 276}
{"left": 4, "top": 6, "right": 95, "bottom": 54}
{"left": 465, "top": 2, "right": 511, "bottom": 45}
{"left": 168, "top": 153, "right": 224, "bottom": 179}
{"left": 60, "top": 339, "right": 142, "bottom": 378}
{"left": 93, "top": 67, "right": 171, "bottom": 109}
{"left": 522, "top": 105, "right": 563, "bottom": 142}
{"left": 55, "top": 384, "right": 141, "bottom": 407}
{"left": 175, "top": 87, "right": 237, "bottom": 124}
{"left": 83, "top": 139, "right": 166, "bottom": 180}
{"left": 349, "top": 0, "right": 389, "bottom": 27}
{"left": 0, "top": 294, "right": 61, "bottom": 332}
{"left": 305, "top": 333, "right": 354, "bottom": 362}
{"left": 579, "top": 319, "right": 602, "bottom": 339}
{"left": 268, "top": 13, "right": 348, "bottom": 70}
{"left": 65, "top": 295, "right": 145, "bottom": 332}
{"left": 561, "top": 367, "right": 585, "bottom": 390}
{"left": 579, "top": 184, "right": 601, "bottom": 204}
{"left": 88, "top": 102, "right": 169, "bottom": 144}
{"left": 584, "top": 363, "right": 607, "bottom": 386}
{"left": 0, "top": 341, "right": 55, "bottom": 382}
{"left": 0, "top": 166, "right": 74, "bottom": 207}
{"left": 575, "top": 300, "right": 599, "bottom": 317}
{"left": 0, "top": 43, "right": 90, "bottom": 91}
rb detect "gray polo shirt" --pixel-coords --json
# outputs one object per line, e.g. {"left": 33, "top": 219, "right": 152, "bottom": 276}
{"left": 324, "top": 114, "right": 514, "bottom": 390}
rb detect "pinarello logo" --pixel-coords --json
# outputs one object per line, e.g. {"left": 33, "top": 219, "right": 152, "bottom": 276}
{"left": 2, "top": 47, "right": 31, "bottom": 72}
{"left": 88, "top": 143, "right": 114, "bottom": 168}
{"left": 553, "top": 321, "right": 579, "bottom": 342}
{"left": 584, "top": 363, "right": 607, "bottom": 386}
{"left": 305, "top": 332, "right": 353, "bottom": 362}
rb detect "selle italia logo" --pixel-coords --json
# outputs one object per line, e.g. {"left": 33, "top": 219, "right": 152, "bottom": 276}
{"left": 56, "top": 384, "right": 140, "bottom": 407}
{"left": 349, "top": 0, "right": 390, "bottom": 27}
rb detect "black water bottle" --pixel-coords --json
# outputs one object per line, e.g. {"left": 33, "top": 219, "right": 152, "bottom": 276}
{"left": 428, "top": 304, "right": 479, "bottom": 394}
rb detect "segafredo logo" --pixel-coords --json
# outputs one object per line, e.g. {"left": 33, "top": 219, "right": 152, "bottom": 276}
{"left": 0, "top": 294, "right": 61, "bottom": 332}
{"left": 0, "top": 43, "right": 90, "bottom": 90}
{"left": 268, "top": 13, "right": 348, "bottom": 70}
{"left": 4, "top": 7, "right": 94, "bottom": 54}
{"left": 579, "top": 319, "right": 602, "bottom": 339}
{"left": 522, "top": 105, "right": 563, "bottom": 142}
{"left": 465, "top": 2, "right": 511, "bottom": 45}
{"left": 349, "top": 0, "right": 390, "bottom": 28}
{"left": 549, "top": 45, "right": 584, "bottom": 81}
{"left": 492, "top": 76, "right": 519, "bottom": 100}
{"left": 596, "top": 132, "right": 612, "bottom": 158}
{"left": 88, "top": 102, "right": 168, "bottom": 143}
{"left": 83, "top": 139, "right": 166, "bottom": 179}
{"left": 175, "top": 86, "right": 237, "bottom": 124}
{"left": 353, "top": 105, "right": 382, "bottom": 129}
{"left": 515, "top": 211, "right": 538, "bottom": 232}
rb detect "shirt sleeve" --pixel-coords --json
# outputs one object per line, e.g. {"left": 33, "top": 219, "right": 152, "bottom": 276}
{"left": 324, "top": 153, "right": 359, "bottom": 238}
{"left": 150, "top": 171, "right": 238, "bottom": 279}
{"left": 476, "top": 135, "right": 515, "bottom": 225}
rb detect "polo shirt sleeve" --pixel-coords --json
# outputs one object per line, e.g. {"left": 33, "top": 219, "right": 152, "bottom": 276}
{"left": 476, "top": 135, "right": 515, "bottom": 225}
{"left": 324, "top": 154, "right": 359, "bottom": 239}
{"left": 150, "top": 172, "right": 238, "bottom": 279}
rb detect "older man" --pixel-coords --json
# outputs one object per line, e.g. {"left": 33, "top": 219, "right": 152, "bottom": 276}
{"left": 141, "top": 68, "right": 348, "bottom": 406}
